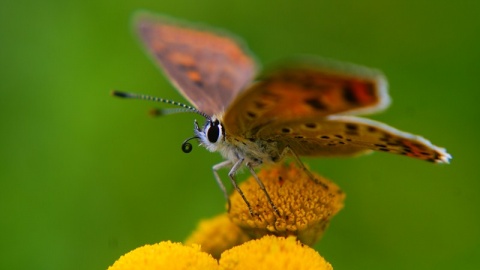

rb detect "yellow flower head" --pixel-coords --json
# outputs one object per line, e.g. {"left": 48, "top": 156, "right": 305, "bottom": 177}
{"left": 219, "top": 235, "right": 333, "bottom": 270}
{"left": 107, "top": 241, "right": 218, "bottom": 270}
{"left": 108, "top": 237, "right": 333, "bottom": 270}
{"left": 185, "top": 213, "right": 251, "bottom": 259}
{"left": 229, "top": 163, "right": 345, "bottom": 246}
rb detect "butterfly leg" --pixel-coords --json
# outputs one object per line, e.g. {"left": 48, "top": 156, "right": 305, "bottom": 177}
{"left": 246, "top": 163, "right": 280, "bottom": 216}
{"left": 228, "top": 159, "right": 256, "bottom": 216}
{"left": 282, "top": 146, "right": 329, "bottom": 190}
{"left": 213, "top": 159, "right": 255, "bottom": 215}
{"left": 212, "top": 160, "right": 233, "bottom": 212}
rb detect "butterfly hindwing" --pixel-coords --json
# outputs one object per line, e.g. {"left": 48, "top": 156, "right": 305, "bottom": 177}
{"left": 222, "top": 58, "right": 389, "bottom": 135}
{"left": 256, "top": 115, "right": 450, "bottom": 163}
{"left": 135, "top": 13, "right": 257, "bottom": 116}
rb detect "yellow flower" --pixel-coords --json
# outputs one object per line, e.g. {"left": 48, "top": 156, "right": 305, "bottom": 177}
{"left": 229, "top": 163, "right": 345, "bottom": 246}
{"left": 185, "top": 213, "right": 251, "bottom": 259}
{"left": 219, "top": 235, "right": 333, "bottom": 270}
{"left": 107, "top": 241, "right": 218, "bottom": 270}
{"left": 108, "top": 236, "right": 333, "bottom": 270}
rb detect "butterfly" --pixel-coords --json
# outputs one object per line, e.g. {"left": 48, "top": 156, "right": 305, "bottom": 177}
{"left": 113, "top": 12, "right": 451, "bottom": 216}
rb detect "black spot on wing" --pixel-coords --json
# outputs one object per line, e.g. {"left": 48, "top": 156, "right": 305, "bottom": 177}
{"left": 368, "top": 126, "right": 378, "bottom": 133}
{"left": 193, "top": 80, "right": 204, "bottom": 88}
{"left": 281, "top": 128, "right": 292, "bottom": 133}
{"left": 254, "top": 100, "right": 266, "bottom": 109}
{"left": 343, "top": 84, "right": 359, "bottom": 104}
{"left": 304, "top": 98, "right": 327, "bottom": 110}
{"left": 345, "top": 123, "right": 358, "bottom": 131}
{"left": 246, "top": 111, "right": 257, "bottom": 118}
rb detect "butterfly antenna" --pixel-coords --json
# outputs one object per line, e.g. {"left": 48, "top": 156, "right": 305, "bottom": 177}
{"left": 149, "top": 107, "right": 197, "bottom": 117}
{"left": 111, "top": 90, "right": 211, "bottom": 120}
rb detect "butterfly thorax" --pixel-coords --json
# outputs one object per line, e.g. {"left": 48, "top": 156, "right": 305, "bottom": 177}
{"left": 196, "top": 116, "right": 281, "bottom": 167}
{"left": 225, "top": 134, "right": 281, "bottom": 166}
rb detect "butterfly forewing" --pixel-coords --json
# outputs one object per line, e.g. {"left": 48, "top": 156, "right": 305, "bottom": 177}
{"left": 222, "top": 59, "right": 389, "bottom": 136}
{"left": 135, "top": 13, "right": 257, "bottom": 116}
{"left": 256, "top": 115, "right": 450, "bottom": 163}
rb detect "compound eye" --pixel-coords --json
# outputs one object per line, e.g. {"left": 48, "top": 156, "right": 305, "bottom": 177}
{"left": 206, "top": 120, "right": 221, "bottom": 143}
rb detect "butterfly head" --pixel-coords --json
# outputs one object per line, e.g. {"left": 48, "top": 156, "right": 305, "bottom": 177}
{"left": 192, "top": 116, "right": 225, "bottom": 153}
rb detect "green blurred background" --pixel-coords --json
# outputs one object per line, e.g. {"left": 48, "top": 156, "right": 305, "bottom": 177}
{"left": 1, "top": 0, "right": 479, "bottom": 269}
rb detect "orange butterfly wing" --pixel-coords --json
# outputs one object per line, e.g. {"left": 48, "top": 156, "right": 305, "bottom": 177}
{"left": 135, "top": 13, "right": 257, "bottom": 116}
{"left": 222, "top": 59, "right": 450, "bottom": 163}
{"left": 222, "top": 58, "right": 389, "bottom": 136}
{"left": 255, "top": 115, "right": 450, "bottom": 163}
